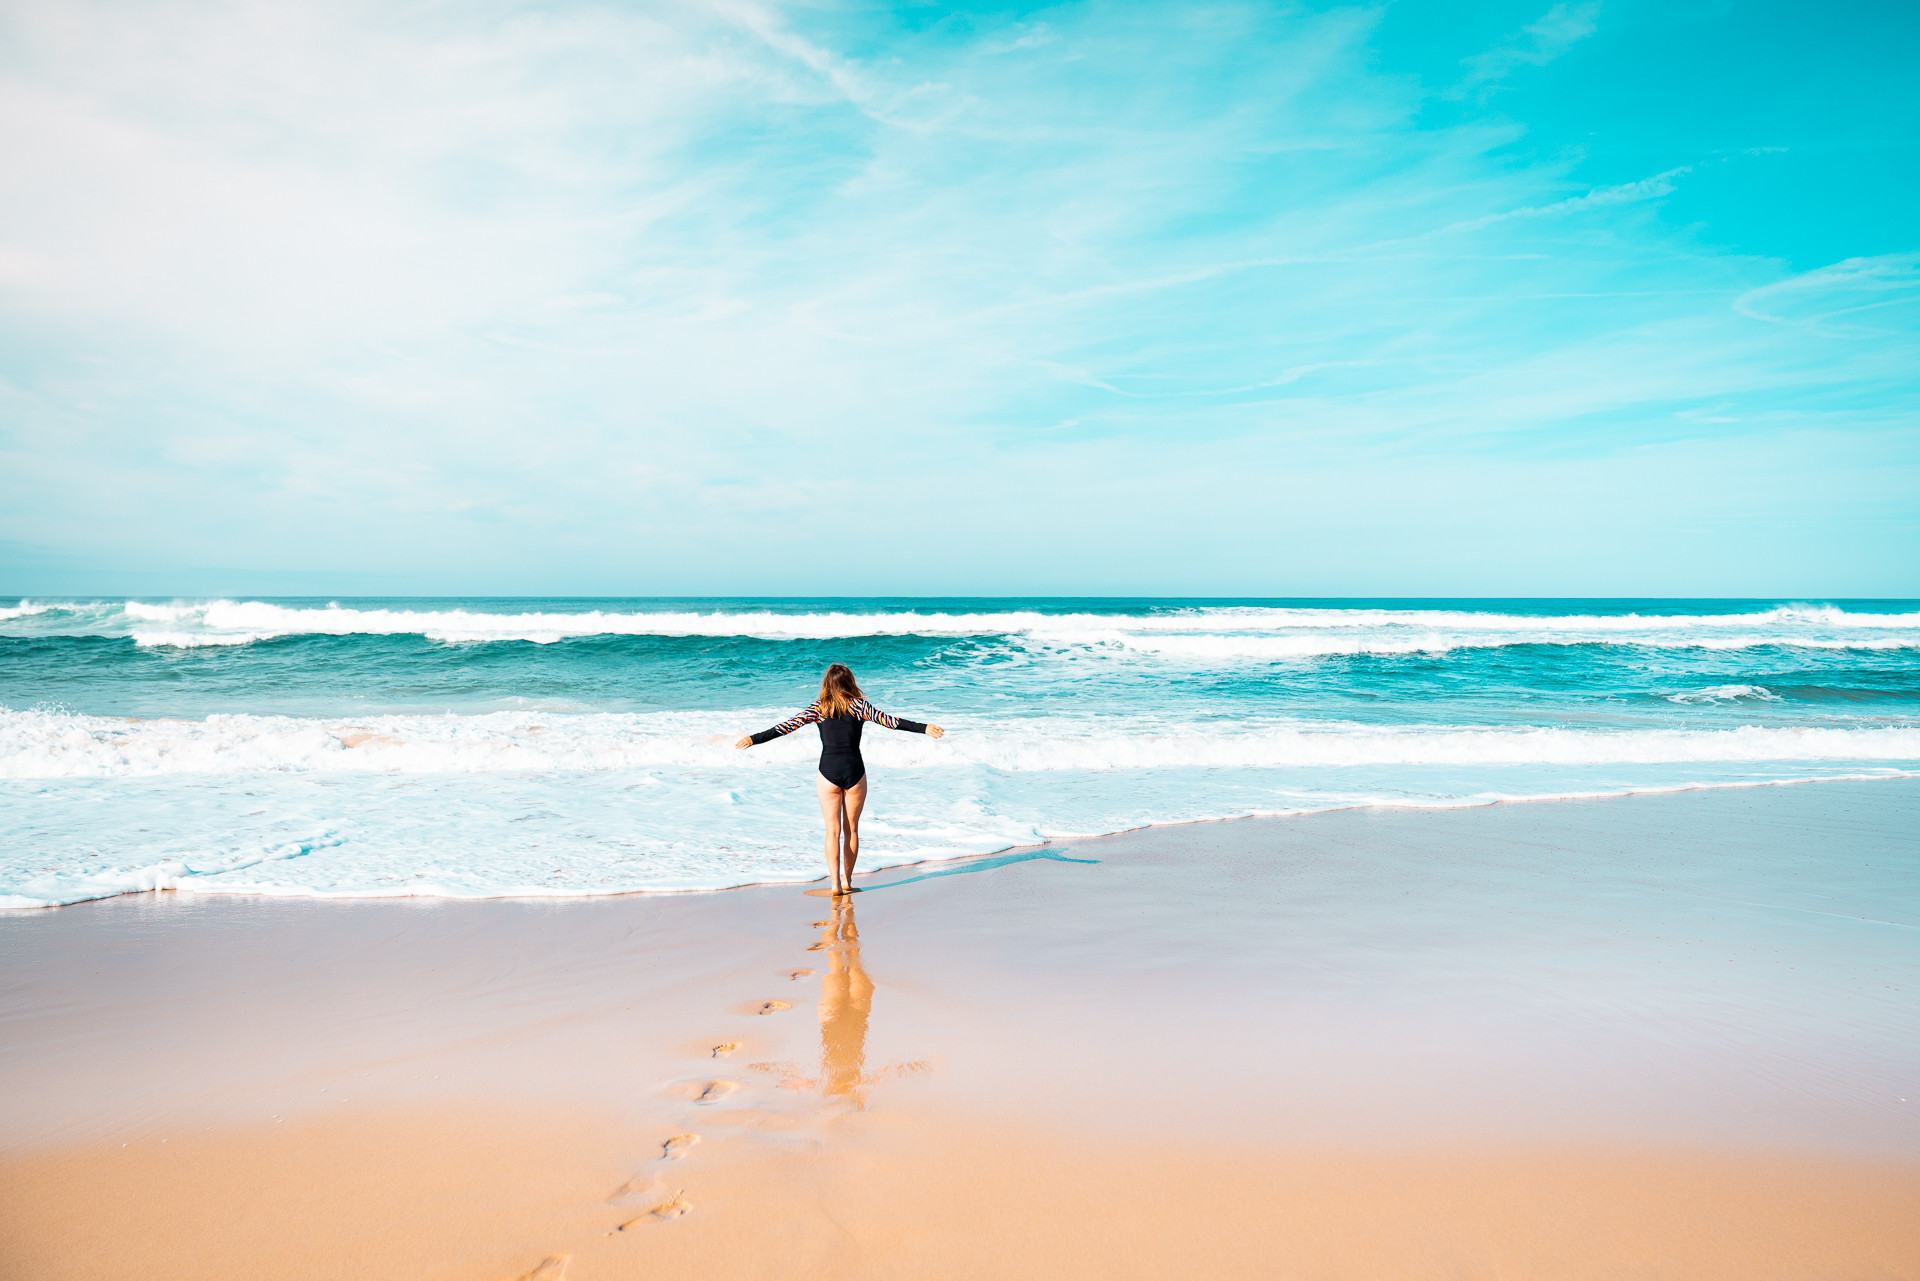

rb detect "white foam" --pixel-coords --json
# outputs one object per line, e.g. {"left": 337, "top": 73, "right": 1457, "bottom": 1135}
{"left": 5, "top": 755, "right": 1912, "bottom": 910}
{"left": 0, "top": 832, "right": 349, "bottom": 910}
{"left": 1667, "top": 685, "right": 1783, "bottom": 705}
{"left": 5, "top": 599, "right": 1919, "bottom": 652}
{"left": 0, "top": 600, "right": 65, "bottom": 621}
{"left": 6, "top": 700, "right": 1915, "bottom": 909}
{"left": 4, "top": 706, "right": 1918, "bottom": 781}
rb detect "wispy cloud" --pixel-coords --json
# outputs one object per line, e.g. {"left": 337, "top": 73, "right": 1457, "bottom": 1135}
{"left": 1450, "top": 2, "right": 1603, "bottom": 99}
{"left": 1423, "top": 166, "right": 1691, "bottom": 235}
{"left": 1734, "top": 253, "right": 1920, "bottom": 336}
{"left": 0, "top": 0, "right": 1911, "bottom": 594}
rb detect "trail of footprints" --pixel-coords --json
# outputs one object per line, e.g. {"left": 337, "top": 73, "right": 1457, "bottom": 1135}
{"left": 497, "top": 916, "right": 825, "bottom": 1278}
{"left": 600, "top": 913, "right": 824, "bottom": 1236}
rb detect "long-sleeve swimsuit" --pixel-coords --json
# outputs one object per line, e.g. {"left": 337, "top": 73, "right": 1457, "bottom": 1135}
{"left": 749, "top": 698, "right": 929, "bottom": 788}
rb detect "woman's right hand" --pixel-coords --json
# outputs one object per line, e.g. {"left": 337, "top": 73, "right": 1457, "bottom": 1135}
{"left": 734, "top": 737, "right": 752, "bottom": 749}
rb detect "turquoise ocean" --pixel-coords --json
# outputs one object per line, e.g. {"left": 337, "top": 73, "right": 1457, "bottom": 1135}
{"left": 4, "top": 597, "right": 1918, "bottom": 909}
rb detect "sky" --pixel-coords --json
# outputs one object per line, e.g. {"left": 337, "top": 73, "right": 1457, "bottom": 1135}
{"left": 0, "top": 0, "right": 1915, "bottom": 597}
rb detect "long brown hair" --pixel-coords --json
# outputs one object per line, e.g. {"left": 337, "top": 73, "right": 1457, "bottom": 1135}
{"left": 818, "top": 663, "right": 863, "bottom": 717}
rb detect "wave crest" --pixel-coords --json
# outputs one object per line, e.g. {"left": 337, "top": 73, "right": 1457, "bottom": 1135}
{"left": 3, "top": 598, "right": 1918, "bottom": 654}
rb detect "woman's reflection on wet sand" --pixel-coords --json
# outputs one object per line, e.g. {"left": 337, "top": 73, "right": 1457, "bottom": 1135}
{"left": 817, "top": 898, "right": 874, "bottom": 1107}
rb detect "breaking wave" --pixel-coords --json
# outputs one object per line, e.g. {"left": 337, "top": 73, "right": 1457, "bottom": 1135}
{"left": 3, "top": 598, "right": 1919, "bottom": 654}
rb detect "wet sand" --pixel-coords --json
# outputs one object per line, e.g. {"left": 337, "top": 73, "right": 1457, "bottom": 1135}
{"left": 3, "top": 781, "right": 1917, "bottom": 1279}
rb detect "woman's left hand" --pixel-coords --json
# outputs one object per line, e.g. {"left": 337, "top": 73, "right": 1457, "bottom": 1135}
{"left": 926, "top": 725, "right": 945, "bottom": 739}
{"left": 734, "top": 736, "right": 752, "bottom": 749}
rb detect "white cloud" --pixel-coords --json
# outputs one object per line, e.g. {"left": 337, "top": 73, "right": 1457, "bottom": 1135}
{"left": 0, "top": 0, "right": 1911, "bottom": 594}
{"left": 1733, "top": 253, "right": 1920, "bottom": 336}
{"left": 1425, "top": 166, "right": 1691, "bottom": 237}
{"left": 1451, "top": 2, "right": 1603, "bottom": 99}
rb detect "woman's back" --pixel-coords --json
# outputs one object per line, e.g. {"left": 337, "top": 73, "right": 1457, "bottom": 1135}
{"left": 817, "top": 710, "right": 866, "bottom": 754}
{"left": 735, "top": 665, "right": 944, "bottom": 896}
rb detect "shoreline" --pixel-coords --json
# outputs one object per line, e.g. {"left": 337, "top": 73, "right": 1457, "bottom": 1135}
{"left": 4, "top": 781, "right": 1916, "bottom": 1277}
{"left": 6, "top": 767, "right": 1917, "bottom": 912}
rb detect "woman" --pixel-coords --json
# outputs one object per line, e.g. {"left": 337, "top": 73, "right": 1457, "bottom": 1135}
{"left": 735, "top": 664, "right": 944, "bottom": 896}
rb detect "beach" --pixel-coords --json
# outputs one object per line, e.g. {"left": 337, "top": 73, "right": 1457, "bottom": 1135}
{"left": 6, "top": 0, "right": 1917, "bottom": 1264}
{"left": 5, "top": 780, "right": 1916, "bottom": 1279}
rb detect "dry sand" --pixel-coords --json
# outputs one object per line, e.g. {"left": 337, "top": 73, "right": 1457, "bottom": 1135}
{"left": 9, "top": 1106, "right": 1918, "bottom": 1280}
{"left": 4, "top": 781, "right": 1917, "bottom": 1279}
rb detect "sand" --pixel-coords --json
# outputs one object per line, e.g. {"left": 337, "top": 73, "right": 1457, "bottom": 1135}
{"left": 9, "top": 1107, "right": 1918, "bottom": 1280}
{"left": 4, "top": 781, "right": 1917, "bottom": 1279}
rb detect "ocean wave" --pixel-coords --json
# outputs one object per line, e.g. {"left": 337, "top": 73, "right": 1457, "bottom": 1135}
{"left": 0, "top": 600, "right": 71, "bottom": 621}
{"left": 0, "top": 833, "right": 349, "bottom": 910}
{"left": 4, "top": 598, "right": 1919, "bottom": 653}
{"left": 1763, "top": 684, "right": 1920, "bottom": 703}
{"left": 5, "top": 707, "right": 1918, "bottom": 780}
{"left": 1665, "top": 685, "right": 1784, "bottom": 705}
{"left": 9, "top": 594, "right": 1917, "bottom": 913}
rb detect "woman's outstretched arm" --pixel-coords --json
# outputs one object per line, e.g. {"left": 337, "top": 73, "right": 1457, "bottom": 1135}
{"left": 851, "top": 698, "right": 945, "bottom": 739}
{"left": 734, "top": 703, "right": 823, "bottom": 750}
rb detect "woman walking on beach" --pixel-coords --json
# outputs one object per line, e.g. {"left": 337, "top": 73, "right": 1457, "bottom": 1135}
{"left": 736, "top": 664, "right": 943, "bottom": 896}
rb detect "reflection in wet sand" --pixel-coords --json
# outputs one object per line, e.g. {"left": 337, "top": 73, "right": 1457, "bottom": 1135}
{"left": 754, "top": 900, "right": 927, "bottom": 1106}
{"left": 817, "top": 899, "right": 875, "bottom": 1107}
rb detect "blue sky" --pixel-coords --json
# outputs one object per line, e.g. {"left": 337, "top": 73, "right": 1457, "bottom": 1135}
{"left": 1, "top": 0, "right": 1915, "bottom": 596}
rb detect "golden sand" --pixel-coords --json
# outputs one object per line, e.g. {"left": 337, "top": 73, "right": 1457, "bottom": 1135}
{"left": 6, "top": 1105, "right": 1917, "bottom": 1280}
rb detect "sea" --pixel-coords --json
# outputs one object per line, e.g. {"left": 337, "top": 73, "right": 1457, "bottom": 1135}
{"left": 3, "top": 597, "right": 1917, "bottom": 910}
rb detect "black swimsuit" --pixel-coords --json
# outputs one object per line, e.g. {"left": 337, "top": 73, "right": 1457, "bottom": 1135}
{"left": 748, "top": 697, "right": 929, "bottom": 788}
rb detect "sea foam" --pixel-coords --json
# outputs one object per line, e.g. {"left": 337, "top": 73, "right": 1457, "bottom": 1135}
{"left": 5, "top": 706, "right": 1920, "bottom": 780}
{"left": 5, "top": 599, "right": 1920, "bottom": 651}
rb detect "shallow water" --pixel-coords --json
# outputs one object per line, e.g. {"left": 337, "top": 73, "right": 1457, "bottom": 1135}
{"left": 4, "top": 597, "right": 1917, "bottom": 906}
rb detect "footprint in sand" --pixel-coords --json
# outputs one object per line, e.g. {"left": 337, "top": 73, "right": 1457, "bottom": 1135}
{"left": 757, "top": 1000, "right": 791, "bottom": 1014}
{"left": 662, "top": 1133, "right": 700, "bottom": 1159}
{"left": 711, "top": 1041, "right": 741, "bottom": 1058}
{"left": 502, "top": 1256, "right": 568, "bottom": 1280}
{"left": 619, "top": 1191, "right": 691, "bottom": 1228}
{"left": 607, "top": 1176, "right": 662, "bottom": 1205}
{"left": 695, "top": 1080, "right": 740, "bottom": 1104}
{"left": 789, "top": 969, "right": 815, "bottom": 980}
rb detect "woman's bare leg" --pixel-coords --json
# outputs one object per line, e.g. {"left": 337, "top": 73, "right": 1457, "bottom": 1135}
{"left": 816, "top": 774, "right": 848, "bottom": 893}
{"left": 840, "top": 775, "right": 868, "bottom": 889}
